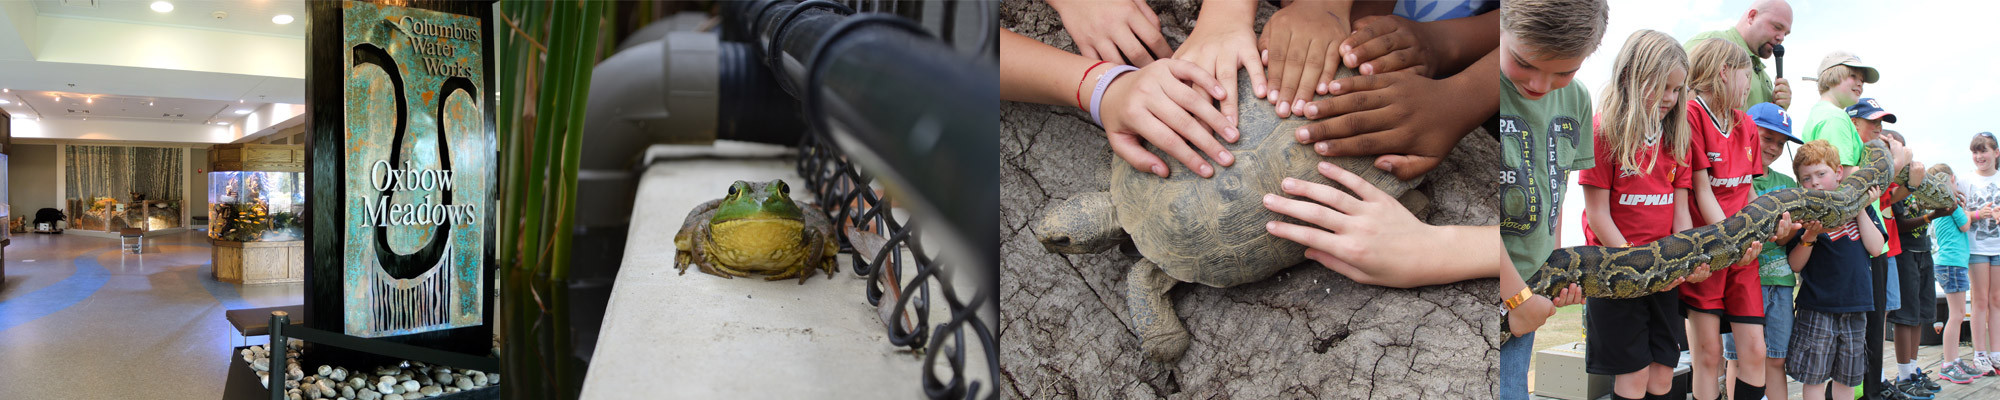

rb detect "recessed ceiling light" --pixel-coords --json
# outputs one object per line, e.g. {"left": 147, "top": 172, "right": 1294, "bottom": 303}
{"left": 235, "top": 109, "right": 251, "bottom": 115}
{"left": 273, "top": 15, "right": 294, "bottom": 25}
{"left": 86, "top": 97, "right": 92, "bottom": 104}
{"left": 151, "top": 1, "right": 173, "bottom": 13}
{"left": 217, "top": 122, "right": 229, "bottom": 126}
{"left": 0, "top": 99, "right": 8, "bottom": 105}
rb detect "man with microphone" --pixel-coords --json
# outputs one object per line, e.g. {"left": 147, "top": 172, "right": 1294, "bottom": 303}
{"left": 1686, "top": 0, "right": 1794, "bottom": 109}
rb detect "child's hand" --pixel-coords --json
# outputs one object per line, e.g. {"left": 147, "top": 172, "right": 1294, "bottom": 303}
{"left": 1296, "top": 71, "right": 1481, "bottom": 180}
{"left": 1507, "top": 294, "right": 1554, "bottom": 337}
{"left": 1671, "top": 264, "right": 1715, "bottom": 290}
{"left": 1100, "top": 59, "right": 1238, "bottom": 178}
{"left": 1770, "top": 212, "right": 1801, "bottom": 243}
{"left": 1261, "top": 161, "right": 1433, "bottom": 287}
{"left": 1339, "top": 15, "right": 1439, "bottom": 77}
{"left": 1549, "top": 283, "right": 1583, "bottom": 308}
{"left": 1884, "top": 136, "right": 1912, "bottom": 172}
{"left": 1734, "top": 241, "right": 1762, "bottom": 266}
{"left": 1508, "top": 283, "right": 1580, "bottom": 337}
{"left": 1799, "top": 220, "right": 1832, "bottom": 239}
{"left": 1048, "top": 0, "right": 1171, "bottom": 67}
{"left": 1175, "top": 19, "right": 1266, "bottom": 125}
{"left": 1259, "top": 1, "right": 1350, "bottom": 116}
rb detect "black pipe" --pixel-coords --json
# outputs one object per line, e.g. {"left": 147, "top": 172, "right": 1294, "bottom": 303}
{"left": 742, "top": 0, "right": 1000, "bottom": 275}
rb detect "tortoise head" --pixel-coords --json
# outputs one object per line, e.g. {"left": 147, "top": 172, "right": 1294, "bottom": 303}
{"left": 1036, "top": 192, "right": 1128, "bottom": 254}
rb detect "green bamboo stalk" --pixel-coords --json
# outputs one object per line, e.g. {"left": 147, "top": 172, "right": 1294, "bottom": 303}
{"left": 551, "top": 0, "right": 603, "bottom": 283}
{"left": 544, "top": 2, "right": 589, "bottom": 396}
{"left": 521, "top": 0, "right": 564, "bottom": 280}
{"left": 553, "top": 2, "right": 604, "bottom": 397}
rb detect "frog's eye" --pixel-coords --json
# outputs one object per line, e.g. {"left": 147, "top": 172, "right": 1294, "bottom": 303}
{"left": 727, "top": 184, "right": 740, "bottom": 197}
{"left": 775, "top": 181, "right": 789, "bottom": 194}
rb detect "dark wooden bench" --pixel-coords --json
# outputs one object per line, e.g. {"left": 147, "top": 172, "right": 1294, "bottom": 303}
{"left": 225, "top": 305, "right": 304, "bottom": 346}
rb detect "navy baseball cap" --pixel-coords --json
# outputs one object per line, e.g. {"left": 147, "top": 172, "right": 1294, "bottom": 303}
{"left": 1846, "top": 98, "right": 1897, "bottom": 123}
{"left": 1748, "top": 102, "right": 1798, "bottom": 143}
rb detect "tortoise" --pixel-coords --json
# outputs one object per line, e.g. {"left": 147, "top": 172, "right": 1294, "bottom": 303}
{"left": 1034, "top": 68, "right": 1457, "bottom": 362}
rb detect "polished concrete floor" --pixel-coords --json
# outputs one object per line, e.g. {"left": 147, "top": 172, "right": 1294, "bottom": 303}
{"left": 0, "top": 230, "right": 301, "bottom": 399}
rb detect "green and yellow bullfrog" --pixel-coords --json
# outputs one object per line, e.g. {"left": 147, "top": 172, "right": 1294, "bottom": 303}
{"left": 674, "top": 179, "right": 839, "bottom": 283}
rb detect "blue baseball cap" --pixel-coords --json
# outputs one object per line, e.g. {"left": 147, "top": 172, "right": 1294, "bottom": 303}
{"left": 1747, "top": 102, "right": 1798, "bottom": 143}
{"left": 1845, "top": 98, "right": 1897, "bottom": 123}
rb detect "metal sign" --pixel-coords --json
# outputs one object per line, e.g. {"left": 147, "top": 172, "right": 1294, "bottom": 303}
{"left": 333, "top": 0, "right": 491, "bottom": 338}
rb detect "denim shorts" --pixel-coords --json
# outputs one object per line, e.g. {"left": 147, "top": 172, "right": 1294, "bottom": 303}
{"left": 1500, "top": 332, "right": 1533, "bottom": 400}
{"left": 1969, "top": 253, "right": 2000, "bottom": 266}
{"left": 1725, "top": 285, "right": 1795, "bottom": 360}
{"left": 1886, "top": 256, "right": 1901, "bottom": 312}
{"left": 1938, "top": 263, "right": 1971, "bottom": 294}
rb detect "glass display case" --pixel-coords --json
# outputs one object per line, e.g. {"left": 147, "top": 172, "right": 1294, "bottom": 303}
{"left": 208, "top": 171, "right": 305, "bottom": 242}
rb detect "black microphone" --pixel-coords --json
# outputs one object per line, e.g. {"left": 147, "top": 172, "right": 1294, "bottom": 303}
{"left": 1773, "top": 44, "right": 1785, "bottom": 78}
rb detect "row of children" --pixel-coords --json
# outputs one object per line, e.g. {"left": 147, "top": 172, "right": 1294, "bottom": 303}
{"left": 1494, "top": 0, "right": 2000, "bottom": 399}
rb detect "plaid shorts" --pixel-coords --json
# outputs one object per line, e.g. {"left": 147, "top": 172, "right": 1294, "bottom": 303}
{"left": 1787, "top": 309, "right": 1866, "bottom": 387}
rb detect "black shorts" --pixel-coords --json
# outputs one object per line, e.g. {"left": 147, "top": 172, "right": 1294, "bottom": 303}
{"left": 1888, "top": 252, "right": 1937, "bottom": 326}
{"left": 1585, "top": 289, "right": 1687, "bottom": 375}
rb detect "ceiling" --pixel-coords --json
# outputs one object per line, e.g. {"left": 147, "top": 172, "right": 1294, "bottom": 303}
{"left": 33, "top": 0, "right": 304, "bottom": 38}
{"left": 0, "top": 0, "right": 305, "bottom": 135}
{"left": 0, "top": 88, "right": 264, "bottom": 125}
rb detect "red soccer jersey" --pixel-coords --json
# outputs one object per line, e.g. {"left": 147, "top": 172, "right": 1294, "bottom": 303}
{"left": 1580, "top": 116, "right": 1694, "bottom": 247}
{"left": 1881, "top": 187, "right": 1901, "bottom": 256}
{"left": 1685, "top": 98, "right": 1764, "bottom": 225}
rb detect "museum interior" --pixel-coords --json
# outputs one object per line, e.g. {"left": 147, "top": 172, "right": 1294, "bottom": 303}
{"left": 0, "top": 1, "right": 326, "bottom": 398}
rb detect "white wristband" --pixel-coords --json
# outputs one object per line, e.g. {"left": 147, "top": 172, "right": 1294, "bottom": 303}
{"left": 1090, "top": 65, "right": 1140, "bottom": 127}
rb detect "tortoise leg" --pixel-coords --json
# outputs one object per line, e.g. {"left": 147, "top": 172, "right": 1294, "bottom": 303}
{"left": 1126, "top": 259, "right": 1189, "bottom": 363}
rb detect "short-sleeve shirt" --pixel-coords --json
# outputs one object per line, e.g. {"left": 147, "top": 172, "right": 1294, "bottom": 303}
{"left": 1754, "top": 166, "right": 1799, "bottom": 286}
{"left": 1932, "top": 207, "right": 1970, "bottom": 267}
{"left": 1961, "top": 173, "right": 2000, "bottom": 256}
{"left": 1685, "top": 97, "right": 1764, "bottom": 226}
{"left": 1394, "top": 0, "right": 1496, "bottom": 22}
{"left": 1684, "top": 29, "right": 1775, "bottom": 111}
{"left": 1804, "top": 101, "right": 1865, "bottom": 168}
{"left": 1786, "top": 207, "right": 1885, "bottom": 314}
{"left": 1893, "top": 199, "right": 1931, "bottom": 253}
{"left": 1578, "top": 116, "right": 1692, "bottom": 247}
{"left": 1499, "top": 78, "right": 1595, "bottom": 280}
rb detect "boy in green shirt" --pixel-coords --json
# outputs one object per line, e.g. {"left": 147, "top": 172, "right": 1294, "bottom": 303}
{"left": 1797, "top": 50, "right": 1914, "bottom": 399}
{"left": 1494, "top": 0, "right": 1602, "bottom": 398}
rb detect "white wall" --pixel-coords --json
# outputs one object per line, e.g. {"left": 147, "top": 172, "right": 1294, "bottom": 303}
{"left": 11, "top": 118, "right": 233, "bottom": 144}
{"left": 31, "top": 16, "right": 304, "bottom": 79}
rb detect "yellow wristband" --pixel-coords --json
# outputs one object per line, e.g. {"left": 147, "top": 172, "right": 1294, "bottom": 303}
{"left": 1504, "top": 287, "right": 1534, "bottom": 310}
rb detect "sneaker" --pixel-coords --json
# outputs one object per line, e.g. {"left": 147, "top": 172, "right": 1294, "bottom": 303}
{"left": 1896, "top": 377, "right": 1934, "bottom": 400}
{"left": 1876, "top": 380, "right": 1915, "bottom": 400}
{"left": 1958, "top": 359, "right": 1991, "bottom": 378}
{"left": 1978, "top": 356, "right": 1999, "bottom": 377}
{"left": 1937, "top": 363, "right": 1975, "bottom": 385}
{"left": 1916, "top": 371, "right": 1940, "bottom": 391}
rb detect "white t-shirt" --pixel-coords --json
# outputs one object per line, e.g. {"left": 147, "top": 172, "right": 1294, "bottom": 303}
{"left": 1961, "top": 171, "right": 2000, "bottom": 255}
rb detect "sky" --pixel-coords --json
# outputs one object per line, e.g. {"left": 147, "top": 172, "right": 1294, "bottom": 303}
{"left": 1557, "top": 0, "right": 2000, "bottom": 247}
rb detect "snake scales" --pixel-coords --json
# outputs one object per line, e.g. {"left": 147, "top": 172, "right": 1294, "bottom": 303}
{"left": 1528, "top": 140, "right": 1911, "bottom": 299}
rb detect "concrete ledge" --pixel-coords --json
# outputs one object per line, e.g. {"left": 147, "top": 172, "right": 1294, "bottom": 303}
{"left": 580, "top": 150, "right": 943, "bottom": 398}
